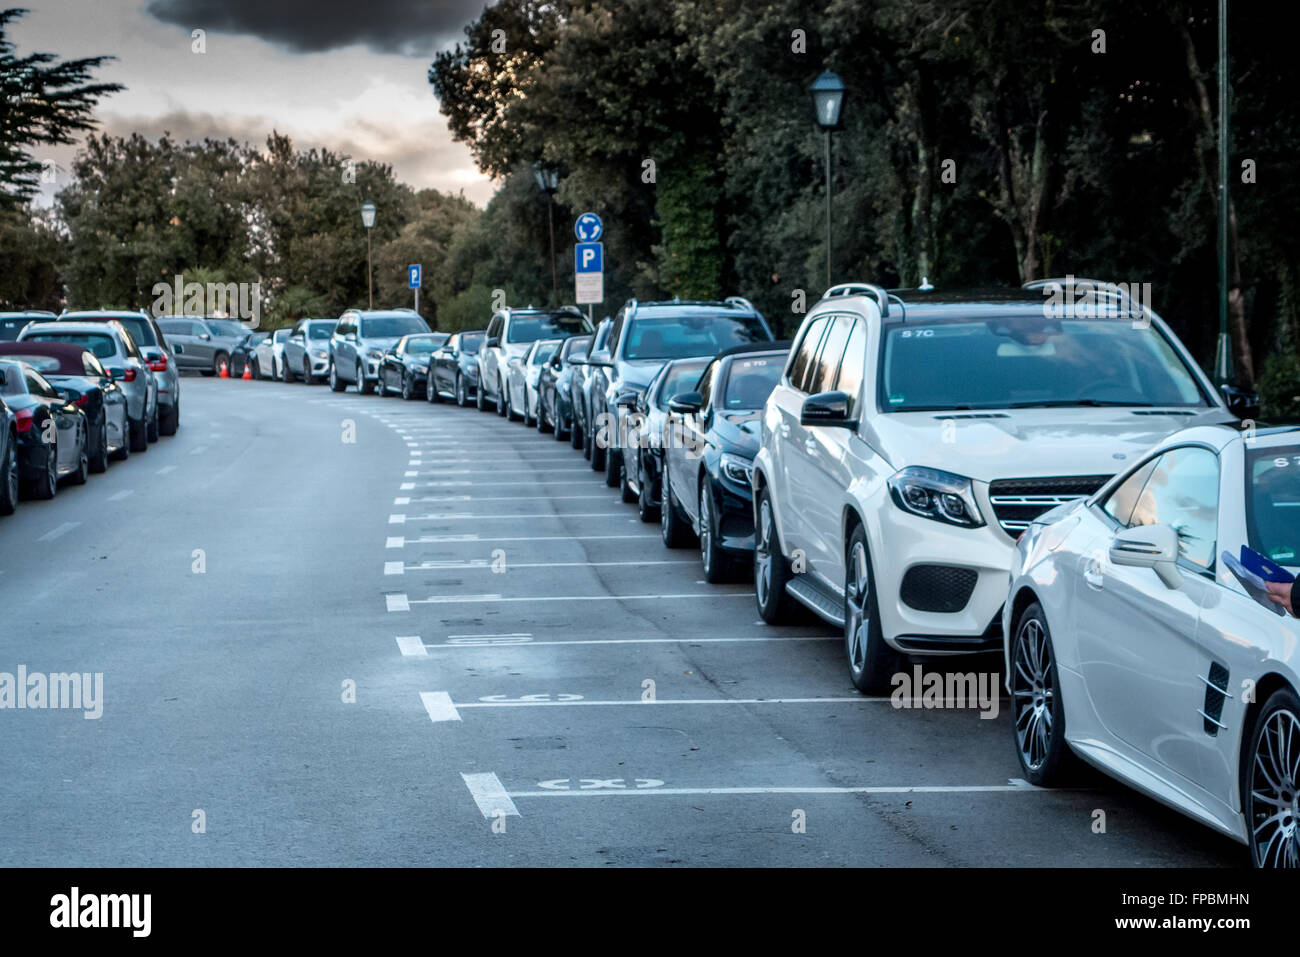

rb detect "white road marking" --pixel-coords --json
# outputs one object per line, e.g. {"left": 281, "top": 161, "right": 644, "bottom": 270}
{"left": 386, "top": 536, "right": 405, "bottom": 549}
{"left": 424, "top": 635, "right": 836, "bottom": 648}
{"left": 409, "top": 592, "right": 751, "bottom": 605}
{"left": 461, "top": 772, "right": 519, "bottom": 818}
{"left": 399, "top": 483, "right": 414, "bottom": 490}
{"left": 454, "top": 696, "right": 883, "bottom": 709}
{"left": 107, "top": 489, "right": 134, "bottom": 501}
{"left": 395, "top": 635, "right": 427, "bottom": 657}
{"left": 408, "top": 468, "right": 590, "bottom": 475}
{"left": 384, "top": 561, "right": 404, "bottom": 576}
{"left": 420, "top": 691, "right": 461, "bottom": 722}
{"left": 155, "top": 465, "right": 177, "bottom": 475}
{"left": 403, "top": 559, "right": 694, "bottom": 571}
{"left": 503, "top": 781, "right": 1040, "bottom": 798}
{"left": 189, "top": 445, "right": 208, "bottom": 455}
{"left": 394, "top": 497, "right": 410, "bottom": 505}
{"left": 394, "top": 533, "right": 659, "bottom": 545}
{"left": 404, "top": 471, "right": 417, "bottom": 477}
{"left": 386, "top": 593, "right": 410, "bottom": 612}
{"left": 403, "top": 511, "right": 629, "bottom": 521}
{"left": 446, "top": 632, "right": 533, "bottom": 640}
{"left": 37, "top": 522, "right": 80, "bottom": 542}
{"left": 406, "top": 494, "right": 617, "bottom": 503}
{"left": 388, "top": 514, "right": 406, "bottom": 524}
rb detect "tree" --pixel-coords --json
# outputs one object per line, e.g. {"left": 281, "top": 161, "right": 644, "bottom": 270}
{"left": 0, "top": 7, "right": 122, "bottom": 207}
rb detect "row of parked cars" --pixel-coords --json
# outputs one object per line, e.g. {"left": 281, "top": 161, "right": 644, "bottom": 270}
{"left": 0, "top": 310, "right": 185, "bottom": 514}
{"left": 185, "top": 279, "right": 1297, "bottom": 867}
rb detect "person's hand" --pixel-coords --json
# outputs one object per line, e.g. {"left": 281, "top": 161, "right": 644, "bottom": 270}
{"left": 1266, "top": 580, "right": 1295, "bottom": 616}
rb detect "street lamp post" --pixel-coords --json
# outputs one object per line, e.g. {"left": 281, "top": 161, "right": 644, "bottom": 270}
{"left": 1214, "top": 0, "right": 1232, "bottom": 385}
{"left": 810, "top": 71, "right": 845, "bottom": 290}
{"left": 360, "top": 201, "right": 377, "bottom": 309}
{"left": 532, "top": 161, "right": 560, "bottom": 308}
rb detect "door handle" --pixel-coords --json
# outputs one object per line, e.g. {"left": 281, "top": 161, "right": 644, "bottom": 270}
{"left": 803, "top": 438, "right": 818, "bottom": 456}
{"left": 1083, "top": 557, "right": 1104, "bottom": 590}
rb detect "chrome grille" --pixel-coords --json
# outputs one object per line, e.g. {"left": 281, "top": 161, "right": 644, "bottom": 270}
{"left": 987, "top": 475, "right": 1111, "bottom": 535}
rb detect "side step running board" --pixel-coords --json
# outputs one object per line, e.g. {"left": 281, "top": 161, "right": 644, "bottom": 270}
{"left": 785, "top": 578, "right": 845, "bottom": 628}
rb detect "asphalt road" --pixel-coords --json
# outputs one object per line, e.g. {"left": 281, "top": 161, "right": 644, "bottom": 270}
{"left": 0, "top": 376, "right": 1245, "bottom": 866}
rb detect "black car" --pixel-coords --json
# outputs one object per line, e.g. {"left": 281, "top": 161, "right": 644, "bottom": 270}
{"left": 0, "top": 358, "right": 90, "bottom": 499}
{"left": 592, "top": 297, "right": 773, "bottom": 489}
{"left": 427, "top": 330, "right": 484, "bottom": 406}
{"left": 379, "top": 333, "right": 448, "bottom": 399}
{"left": 0, "top": 394, "right": 17, "bottom": 515}
{"left": 576, "top": 317, "right": 613, "bottom": 457}
{"left": 0, "top": 342, "right": 129, "bottom": 472}
{"left": 619, "top": 355, "right": 711, "bottom": 521}
{"left": 537, "top": 334, "right": 590, "bottom": 439}
{"left": 229, "top": 331, "right": 269, "bottom": 379}
{"left": 659, "top": 342, "right": 790, "bottom": 582}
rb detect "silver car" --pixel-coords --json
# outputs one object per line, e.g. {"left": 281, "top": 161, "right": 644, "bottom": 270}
{"left": 254, "top": 328, "right": 293, "bottom": 379}
{"left": 0, "top": 311, "right": 57, "bottom": 341}
{"left": 282, "top": 318, "right": 336, "bottom": 384}
{"left": 328, "top": 309, "right": 431, "bottom": 394}
{"left": 507, "top": 338, "right": 562, "bottom": 426}
{"left": 58, "top": 310, "right": 181, "bottom": 436}
{"left": 19, "top": 321, "right": 158, "bottom": 452}
{"left": 156, "top": 316, "right": 250, "bottom": 376}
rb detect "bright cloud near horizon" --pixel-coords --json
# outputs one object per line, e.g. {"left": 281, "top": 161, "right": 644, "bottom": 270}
{"left": 18, "top": 0, "right": 495, "bottom": 208}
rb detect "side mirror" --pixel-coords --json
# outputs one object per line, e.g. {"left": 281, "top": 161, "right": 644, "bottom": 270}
{"left": 199, "top": 333, "right": 211, "bottom": 341}
{"left": 344, "top": 332, "right": 357, "bottom": 342}
{"left": 1109, "top": 523, "right": 1182, "bottom": 589}
{"left": 1220, "top": 383, "right": 1261, "bottom": 421}
{"left": 800, "top": 390, "right": 855, "bottom": 428}
{"left": 615, "top": 389, "right": 639, "bottom": 408}
{"left": 668, "top": 391, "right": 703, "bottom": 415}
{"left": 487, "top": 336, "right": 500, "bottom": 348}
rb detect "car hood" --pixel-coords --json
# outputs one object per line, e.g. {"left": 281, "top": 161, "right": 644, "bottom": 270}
{"left": 714, "top": 410, "right": 762, "bottom": 457}
{"left": 359, "top": 337, "right": 401, "bottom": 352}
{"left": 866, "top": 407, "right": 1233, "bottom": 482}
{"left": 613, "top": 359, "right": 669, "bottom": 392}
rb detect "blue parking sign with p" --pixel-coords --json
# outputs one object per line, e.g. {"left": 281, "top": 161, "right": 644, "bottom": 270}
{"left": 408, "top": 264, "right": 421, "bottom": 288}
{"left": 575, "top": 242, "right": 603, "bottom": 273}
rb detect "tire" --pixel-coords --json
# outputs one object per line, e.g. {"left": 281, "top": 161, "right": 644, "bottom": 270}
{"left": 213, "top": 351, "right": 229, "bottom": 377}
{"left": 498, "top": 383, "right": 511, "bottom": 418}
{"left": 146, "top": 402, "right": 160, "bottom": 443}
{"left": 250, "top": 358, "right": 261, "bottom": 380}
{"left": 1244, "top": 687, "right": 1300, "bottom": 867}
{"left": 329, "top": 361, "right": 345, "bottom": 392}
{"left": 357, "top": 362, "right": 374, "bottom": 395}
{"left": 90, "top": 418, "right": 109, "bottom": 474}
{"left": 456, "top": 375, "right": 469, "bottom": 408}
{"left": 603, "top": 433, "right": 620, "bottom": 487}
{"left": 699, "top": 482, "right": 732, "bottom": 582}
{"left": 636, "top": 452, "right": 659, "bottom": 522}
{"left": 476, "top": 378, "right": 487, "bottom": 411}
{"left": 301, "top": 359, "right": 313, "bottom": 385}
{"left": 590, "top": 405, "right": 606, "bottom": 471}
{"left": 0, "top": 435, "right": 19, "bottom": 515}
{"left": 571, "top": 411, "right": 584, "bottom": 450}
{"left": 523, "top": 393, "right": 534, "bottom": 427}
{"left": 31, "top": 439, "right": 57, "bottom": 499}
{"left": 1010, "top": 601, "right": 1076, "bottom": 786}
{"left": 69, "top": 428, "right": 89, "bottom": 486}
{"left": 111, "top": 428, "right": 130, "bottom": 461}
{"left": 160, "top": 400, "right": 179, "bottom": 436}
{"left": 844, "top": 526, "right": 901, "bottom": 694}
{"left": 582, "top": 410, "right": 594, "bottom": 459}
{"left": 555, "top": 407, "right": 569, "bottom": 442}
{"left": 754, "top": 484, "right": 798, "bottom": 624}
{"left": 128, "top": 413, "right": 148, "bottom": 452}
{"left": 660, "top": 464, "right": 696, "bottom": 549}
{"left": 427, "top": 373, "right": 441, "bottom": 403}
{"left": 281, "top": 358, "right": 292, "bottom": 383}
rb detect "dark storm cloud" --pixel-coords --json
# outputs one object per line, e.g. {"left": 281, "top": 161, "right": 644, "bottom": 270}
{"left": 145, "top": 0, "right": 485, "bottom": 55}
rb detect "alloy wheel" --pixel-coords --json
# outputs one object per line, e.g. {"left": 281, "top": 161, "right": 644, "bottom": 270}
{"left": 700, "top": 485, "right": 714, "bottom": 576}
{"left": 755, "top": 498, "right": 774, "bottom": 607}
{"left": 845, "top": 541, "right": 873, "bottom": 676}
{"left": 1012, "top": 617, "right": 1055, "bottom": 773}
{"left": 1249, "top": 708, "right": 1300, "bottom": 867}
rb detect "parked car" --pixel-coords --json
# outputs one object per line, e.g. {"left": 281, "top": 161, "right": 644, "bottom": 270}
{"left": 0, "top": 394, "right": 19, "bottom": 515}
{"left": 0, "top": 359, "right": 89, "bottom": 497}
{"left": 20, "top": 320, "right": 158, "bottom": 452}
{"left": 156, "top": 316, "right": 251, "bottom": 377}
{"left": 476, "top": 306, "right": 591, "bottom": 414}
{"left": 575, "top": 318, "right": 613, "bottom": 456}
{"left": 752, "top": 279, "right": 1232, "bottom": 695}
{"left": 0, "top": 342, "right": 128, "bottom": 471}
{"left": 282, "top": 318, "right": 336, "bottom": 383}
{"left": 658, "top": 343, "right": 790, "bottom": 580}
{"left": 253, "top": 328, "right": 293, "bottom": 380}
{"left": 1005, "top": 421, "right": 1300, "bottom": 867}
{"left": 58, "top": 311, "right": 180, "bottom": 436}
{"left": 537, "top": 334, "right": 591, "bottom": 439}
{"left": 505, "top": 338, "right": 561, "bottom": 425}
{"left": 592, "top": 297, "right": 773, "bottom": 488}
{"left": 329, "top": 310, "right": 431, "bottom": 394}
{"left": 620, "top": 356, "right": 710, "bottom": 523}
{"left": 0, "top": 311, "right": 56, "bottom": 341}
{"left": 229, "top": 331, "right": 269, "bottom": 378}
{"left": 427, "top": 330, "right": 484, "bottom": 406}
{"left": 379, "top": 332, "right": 448, "bottom": 399}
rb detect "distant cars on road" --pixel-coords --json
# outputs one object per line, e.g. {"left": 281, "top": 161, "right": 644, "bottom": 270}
{"left": 58, "top": 311, "right": 180, "bottom": 436}
{"left": 157, "top": 316, "right": 249, "bottom": 378}
{"left": 379, "top": 332, "right": 448, "bottom": 399}
{"left": 254, "top": 328, "right": 293, "bottom": 380}
{"left": 507, "top": 338, "right": 561, "bottom": 426}
{"left": 0, "top": 311, "right": 56, "bottom": 341}
{"left": 537, "top": 333, "right": 590, "bottom": 440}
{"left": 0, "top": 358, "right": 89, "bottom": 497}
{"left": 283, "top": 318, "right": 336, "bottom": 384}
{"left": 621, "top": 355, "right": 710, "bottom": 523}
{"left": 427, "top": 330, "right": 483, "bottom": 406}
{"left": 329, "top": 309, "right": 431, "bottom": 394}
{"left": 476, "top": 306, "right": 591, "bottom": 415}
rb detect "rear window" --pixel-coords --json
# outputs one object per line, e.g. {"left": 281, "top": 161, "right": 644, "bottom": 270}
{"left": 79, "top": 316, "right": 157, "bottom": 348}
{"left": 507, "top": 313, "right": 587, "bottom": 344}
{"left": 530, "top": 342, "right": 560, "bottom": 364}
{"left": 0, "top": 317, "right": 33, "bottom": 341}
{"left": 25, "top": 333, "right": 118, "bottom": 360}
{"left": 721, "top": 355, "right": 784, "bottom": 409}
{"left": 624, "top": 313, "right": 771, "bottom": 361}
{"left": 405, "top": 336, "right": 438, "bottom": 355}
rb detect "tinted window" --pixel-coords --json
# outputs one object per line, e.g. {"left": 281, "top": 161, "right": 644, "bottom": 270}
{"left": 654, "top": 359, "right": 710, "bottom": 411}
{"left": 361, "top": 315, "right": 428, "bottom": 338}
{"left": 881, "top": 317, "right": 1208, "bottom": 411}
{"left": 158, "top": 320, "right": 188, "bottom": 336}
{"left": 26, "top": 369, "right": 58, "bottom": 398}
{"left": 1245, "top": 446, "right": 1300, "bottom": 564}
{"left": 0, "top": 362, "right": 21, "bottom": 394}
{"left": 530, "top": 342, "right": 560, "bottom": 365}
{"left": 811, "top": 316, "right": 852, "bottom": 395}
{"left": 308, "top": 322, "right": 334, "bottom": 340}
{"left": 404, "top": 336, "right": 438, "bottom": 355}
{"left": 105, "top": 317, "right": 157, "bottom": 347}
{"left": 836, "top": 318, "right": 867, "bottom": 415}
{"left": 460, "top": 332, "right": 484, "bottom": 350}
{"left": 696, "top": 361, "right": 718, "bottom": 410}
{"left": 1101, "top": 457, "right": 1160, "bottom": 527}
{"left": 721, "top": 355, "right": 784, "bottom": 410}
{"left": 1128, "top": 446, "right": 1219, "bottom": 570}
{"left": 205, "top": 319, "right": 248, "bottom": 338}
{"left": 26, "top": 333, "right": 117, "bottom": 359}
{"left": 83, "top": 353, "right": 107, "bottom": 376}
{"left": 0, "top": 317, "right": 31, "bottom": 341}
{"left": 507, "top": 313, "right": 587, "bottom": 344}
{"left": 273, "top": 329, "right": 292, "bottom": 342}
{"left": 788, "top": 316, "right": 828, "bottom": 393}
{"left": 622, "top": 313, "right": 770, "bottom": 361}
{"left": 2, "top": 354, "right": 61, "bottom": 374}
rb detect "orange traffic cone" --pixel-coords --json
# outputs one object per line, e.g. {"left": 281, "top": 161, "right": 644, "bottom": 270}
{"left": 219, "top": 362, "right": 229, "bottom": 378}
{"left": 241, "top": 363, "right": 252, "bottom": 380}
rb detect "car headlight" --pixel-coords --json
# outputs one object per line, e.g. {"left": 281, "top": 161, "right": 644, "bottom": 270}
{"left": 887, "top": 466, "right": 984, "bottom": 528}
{"left": 367, "top": 348, "right": 384, "bottom": 359}
{"left": 720, "top": 452, "right": 754, "bottom": 487}
{"left": 310, "top": 347, "right": 326, "bottom": 357}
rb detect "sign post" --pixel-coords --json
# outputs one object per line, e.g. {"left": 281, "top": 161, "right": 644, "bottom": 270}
{"left": 408, "top": 264, "right": 422, "bottom": 315}
{"left": 573, "top": 213, "right": 603, "bottom": 312}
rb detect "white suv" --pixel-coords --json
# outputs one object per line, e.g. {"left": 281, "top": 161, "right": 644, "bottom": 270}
{"left": 752, "top": 279, "right": 1232, "bottom": 693}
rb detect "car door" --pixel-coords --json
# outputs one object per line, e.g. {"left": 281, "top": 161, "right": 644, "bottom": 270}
{"left": 435, "top": 335, "right": 456, "bottom": 393}
{"left": 771, "top": 314, "right": 831, "bottom": 561}
{"left": 677, "top": 360, "right": 717, "bottom": 528}
{"left": 1073, "top": 445, "right": 1220, "bottom": 789}
{"left": 26, "top": 368, "right": 73, "bottom": 471}
{"left": 159, "top": 320, "right": 196, "bottom": 369}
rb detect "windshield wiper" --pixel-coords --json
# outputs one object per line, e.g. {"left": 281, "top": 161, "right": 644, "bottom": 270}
{"left": 1008, "top": 399, "right": 1155, "bottom": 408}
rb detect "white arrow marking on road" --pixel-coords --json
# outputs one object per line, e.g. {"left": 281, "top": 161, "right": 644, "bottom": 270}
{"left": 420, "top": 691, "right": 460, "bottom": 722}
{"left": 461, "top": 772, "right": 519, "bottom": 818}
{"left": 395, "top": 635, "right": 427, "bottom": 657}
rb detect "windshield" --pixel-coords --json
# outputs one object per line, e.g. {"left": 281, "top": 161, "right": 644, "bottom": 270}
{"left": 624, "top": 313, "right": 771, "bottom": 361}
{"left": 530, "top": 342, "right": 560, "bottom": 365}
{"left": 26, "top": 333, "right": 117, "bottom": 359}
{"left": 721, "top": 354, "right": 784, "bottom": 410}
{"left": 0, "top": 318, "right": 32, "bottom": 340}
{"left": 654, "top": 359, "right": 710, "bottom": 410}
{"left": 361, "top": 315, "right": 428, "bottom": 339}
{"left": 460, "top": 332, "right": 484, "bottom": 350}
{"left": 206, "top": 319, "right": 250, "bottom": 338}
{"left": 1246, "top": 446, "right": 1300, "bottom": 564}
{"left": 405, "top": 336, "right": 437, "bottom": 355}
{"left": 307, "top": 323, "right": 334, "bottom": 340}
{"left": 881, "top": 318, "right": 1208, "bottom": 411}
{"left": 507, "top": 313, "right": 587, "bottom": 344}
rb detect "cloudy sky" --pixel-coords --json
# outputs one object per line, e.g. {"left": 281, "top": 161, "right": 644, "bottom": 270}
{"left": 17, "top": 0, "right": 495, "bottom": 207}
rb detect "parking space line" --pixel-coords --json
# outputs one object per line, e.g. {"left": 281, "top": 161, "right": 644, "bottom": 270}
{"left": 461, "top": 772, "right": 520, "bottom": 818}
{"left": 107, "top": 489, "right": 134, "bottom": 501}
{"left": 501, "top": 781, "right": 1038, "bottom": 798}
{"left": 398, "top": 559, "right": 695, "bottom": 572}
{"left": 450, "top": 695, "right": 884, "bottom": 709}
{"left": 386, "top": 594, "right": 410, "bottom": 612}
{"left": 420, "top": 691, "right": 461, "bottom": 722}
{"left": 407, "top": 592, "right": 751, "bottom": 605}
{"left": 37, "top": 521, "right": 80, "bottom": 542}
{"left": 395, "top": 635, "right": 427, "bottom": 656}
{"left": 155, "top": 465, "right": 177, "bottom": 475}
{"left": 389, "top": 533, "right": 660, "bottom": 545}
{"left": 421, "top": 635, "right": 836, "bottom": 648}
{"left": 384, "top": 561, "right": 404, "bottom": 575}
{"left": 400, "top": 511, "right": 630, "bottom": 521}
{"left": 189, "top": 445, "right": 208, "bottom": 455}
{"left": 402, "top": 494, "right": 618, "bottom": 503}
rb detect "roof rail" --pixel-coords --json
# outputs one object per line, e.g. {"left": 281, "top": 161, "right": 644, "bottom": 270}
{"left": 724, "top": 296, "right": 755, "bottom": 311}
{"left": 1022, "top": 276, "right": 1149, "bottom": 319}
{"left": 822, "top": 283, "right": 890, "bottom": 317}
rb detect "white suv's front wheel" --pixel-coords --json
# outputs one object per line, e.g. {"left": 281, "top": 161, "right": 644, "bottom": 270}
{"left": 754, "top": 486, "right": 796, "bottom": 624}
{"left": 844, "top": 526, "right": 900, "bottom": 694}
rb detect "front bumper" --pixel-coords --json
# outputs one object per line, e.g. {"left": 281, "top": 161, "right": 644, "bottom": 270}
{"left": 711, "top": 476, "right": 756, "bottom": 556}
